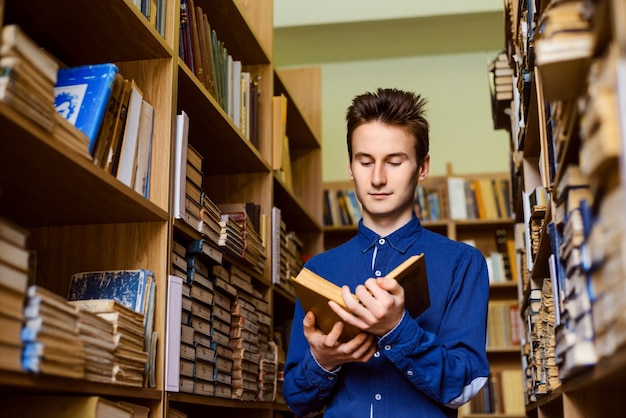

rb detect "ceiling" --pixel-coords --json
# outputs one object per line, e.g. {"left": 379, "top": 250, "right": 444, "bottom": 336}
{"left": 273, "top": 11, "right": 506, "bottom": 67}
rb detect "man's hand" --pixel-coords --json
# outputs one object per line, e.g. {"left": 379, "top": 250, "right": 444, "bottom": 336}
{"left": 303, "top": 311, "right": 378, "bottom": 371}
{"left": 330, "top": 276, "right": 405, "bottom": 337}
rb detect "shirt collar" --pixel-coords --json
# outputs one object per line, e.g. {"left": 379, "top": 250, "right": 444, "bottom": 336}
{"left": 357, "top": 215, "right": 423, "bottom": 254}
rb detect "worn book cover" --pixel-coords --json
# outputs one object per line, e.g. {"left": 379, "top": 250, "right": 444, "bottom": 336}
{"left": 291, "top": 253, "right": 429, "bottom": 342}
{"left": 54, "top": 63, "right": 119, "bottom": 154}
{"left": 67, "top": 269, "right": 153, "bottom": 316}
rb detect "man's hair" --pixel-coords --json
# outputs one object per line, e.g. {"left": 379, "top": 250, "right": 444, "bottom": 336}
{"left": 346, "top": 88, "right": 429, "bottom": 166}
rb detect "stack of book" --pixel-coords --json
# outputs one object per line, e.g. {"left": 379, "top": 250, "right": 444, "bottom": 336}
{"left": 71, "top": 305, "right": 117, "bottom": 384}
{"left": 219, "top": 203, "right": 267, "bottom": 274}
{"left": 22, "top": 286, "right": 86, "bottom": 379}
{"left": 200, "top": 194, "right": 222, "bottom": 247}
{"left": 522, "top": 279, "right": 561, "bottom": 403}
{"left": 0, "top": 216, "right": 30, "bottom": 372}
{"left": 256, "top": 335, "right": 278, "bottom": 401}
{"left": 230, "top": 291, "right": 261, "bottom": 401}
{"left": 69, "top": 299, "right": 147, "bottom": 387}
{"left": 182, "top": 143, "right": 204, "bottom": 232}
{"left": 217, "top": 214, "right": 243, "bottom": 255}
{"left": 488, "top": 50, "right": 515, "bottom": 130}
{"left": 211, "top": 265, "right": 237, "bottom": 399}
{"left": 67, "top": 269, "right": 156, "bottom": 387}
{"left": 0, "top": 24, "right": 58, "bottom": 133}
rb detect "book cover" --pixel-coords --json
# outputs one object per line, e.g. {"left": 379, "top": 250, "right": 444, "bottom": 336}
{"left": 173, "top": 111, "right": 190, "bottom": 219}
{"left": 67, "top": 269, "right": 153, "bottom": 315}
{"left": 116, "top": 80, "right": 144, "bottom": 186}
{"left": 133, "top": 99, "right": 154, "bottom": 198}
{"left": 291, "top": 253, "right": 429, "bottom": 342}
{"left": 54, "top": 63, "right": 119, "bottom": 154}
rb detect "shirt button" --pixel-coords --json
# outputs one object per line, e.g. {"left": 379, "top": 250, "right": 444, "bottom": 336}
{"left": 407, "top": 370, "right": 414, "bottom": 376}
{"left": 378, "top": 238, "right": 385, "bottom": 245}
{"left": 328, "top": 375, "right": 335, "bottom": 380}
{"left": 374, "top": 351, "right": 380, "bottom": 358}
{"left": 374, "top": 270, "right": 382, "bottom": 277}
{"left": 384, "top": 345, "right": 391, "bottom": 350}
{"left": 375, "top": 393, "right": 382, "bottom": 401}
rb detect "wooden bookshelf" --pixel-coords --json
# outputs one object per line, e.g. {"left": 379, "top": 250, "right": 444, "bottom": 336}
{"left": 0, "top": 0, "right": 321, "bottom": 417}
{"left": 499, "top": 0, "right": 626, "bottom": 417}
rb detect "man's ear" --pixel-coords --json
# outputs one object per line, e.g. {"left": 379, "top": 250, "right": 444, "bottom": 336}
{"left": 418, "top": 155, "right": 430, "bottom": 181}
{"left": 348, "top": 161, "right": 354, "bottom": 181}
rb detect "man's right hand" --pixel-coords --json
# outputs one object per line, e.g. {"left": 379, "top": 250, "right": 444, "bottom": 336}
{"left": 302, "top": 311, "right": 378, "bottom": 371}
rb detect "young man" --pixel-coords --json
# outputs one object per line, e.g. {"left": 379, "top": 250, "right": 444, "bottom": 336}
{"left": 283, "top": 88, "right": 490, "bottom": 417}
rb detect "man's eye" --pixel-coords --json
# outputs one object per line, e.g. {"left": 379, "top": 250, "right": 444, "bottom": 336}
{"left": 388, "top": 161, "right": 402, "bottom": 166}
{"left": 361, "top": 161, "right": 373, "bottom": 166}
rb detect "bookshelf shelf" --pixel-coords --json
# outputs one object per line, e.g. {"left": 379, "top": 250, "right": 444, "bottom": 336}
{"left": 0, "top": 0, "right": 322, "bottom": 416}
{"left": 0, "top": 105, "right": 168, "bottom": 227}
{"left": 499, "top": 0, "right": 626, "bottom": 417}
{"left": 0, "top": 370, "right": 163, "bottom": 400}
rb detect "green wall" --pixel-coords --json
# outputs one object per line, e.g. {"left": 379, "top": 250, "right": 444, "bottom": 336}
{"left": 315, "top": 51, "right": 510, "bottom": 181}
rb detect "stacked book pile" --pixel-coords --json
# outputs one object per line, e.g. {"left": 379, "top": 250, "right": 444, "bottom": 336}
{"left": 227, "top": 263, "right": 276, "bottom": 401}
{"left": 22, "top": 286, "right": 86, "bottom": 379}
{"left": 0, "top": 215, "right": 30, "bottom": 372}
{"left": 230, "top": 290, "right": 261, "bottom": 401}
{"left": 0, "top": 24, "right": 58, "bottom": 133}
{"left": 200, "top": 194, "right": 222, "bottom": 246}
{"left": 70, "top": 299, "right": 148, "bottom": 387}
{"left": 67, "top": 269, "right": 156, "bottom": 387}
{"left": 218, "top": 203, "right": 266, "bottom": 274}
{"left": 182, "top": 143, "right": 204, "bottom": 233}
{"left": 70, "top": 305, "right": 117, "bottom": 384}
{"left": 210, "top": 265, "right": 237, "bottom": 399}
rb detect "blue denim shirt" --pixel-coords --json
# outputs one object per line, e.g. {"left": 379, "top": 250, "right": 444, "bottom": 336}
{"left": 284, "top": 216, "right": 490, "bottom": 418}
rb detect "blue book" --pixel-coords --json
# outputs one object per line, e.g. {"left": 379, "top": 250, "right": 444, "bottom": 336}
{"left": 54, "top": 63, "right": 119, "bottom": 154}
{"left": 67, "top": 269, "right": 153, "bottom": 315}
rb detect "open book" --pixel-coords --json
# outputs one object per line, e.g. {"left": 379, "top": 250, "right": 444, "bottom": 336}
{"left": 291, "top": 253, "right": 429, "bottom": 342}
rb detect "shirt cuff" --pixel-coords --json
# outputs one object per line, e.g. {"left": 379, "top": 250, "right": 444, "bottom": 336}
{"left": 310, "top": 349, "right": 342, "bottom": 374}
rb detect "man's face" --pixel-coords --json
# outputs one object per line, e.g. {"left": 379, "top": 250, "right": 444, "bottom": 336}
{"left": 348, "top": 121, "right": 429, "bottom": 230}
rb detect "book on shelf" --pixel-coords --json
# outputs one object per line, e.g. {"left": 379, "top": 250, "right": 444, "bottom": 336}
{"left": 68, "top": 269, "right": 154, "bottom": 318}
{"left": 115, "top": 80, "right": 144, "bottom": 187}
{"left": 103, "top": 78, "right": 132, "bottom": 174}
{"left": 133, "top": 99, "right": 154, "bottom": 198}
{"left": 173, "top": 111, "right": 190, "bottom": 219}
{"left": 91, "top": 73, "right": 124, "bottom": 166}
{"left": 54, "top": 63, "right": 119, "bottom": 155}
{"left": 291, "top": 253, "right": 429, "bottom": 342}
{"left": 0, "top": 395, "right": 135, "bottom": 418}
{"left": 165, "top": 275, "right": 183, "bottom": 392}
